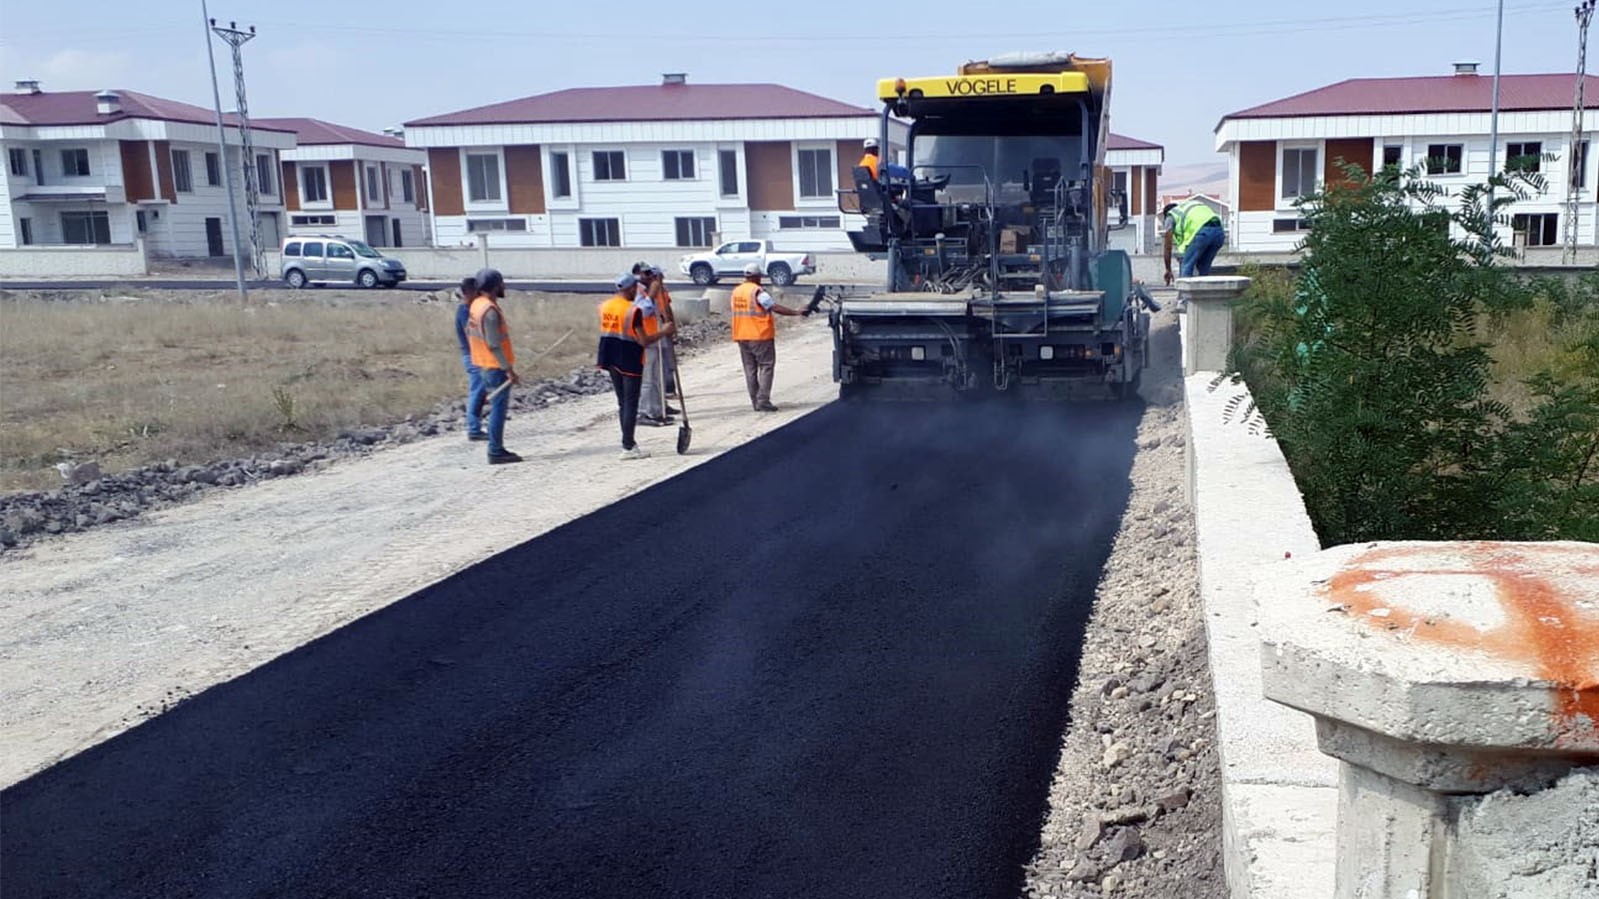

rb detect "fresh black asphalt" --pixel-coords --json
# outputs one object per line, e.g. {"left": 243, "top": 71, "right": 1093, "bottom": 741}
{"left": 2, "top": 399, "right": 1140, "bottom": 899}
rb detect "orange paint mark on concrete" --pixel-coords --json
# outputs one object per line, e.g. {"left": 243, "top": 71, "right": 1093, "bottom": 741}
{"left": 1325, "top": 543, "right": 1599, "bottom": 748}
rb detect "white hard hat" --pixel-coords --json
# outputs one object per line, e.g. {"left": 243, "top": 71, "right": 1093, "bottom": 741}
{"left": 863, "top": 138, "right": 879, "bottom": 149}
{"left": 743, "top": 263, "right": 763, "bottom": 277}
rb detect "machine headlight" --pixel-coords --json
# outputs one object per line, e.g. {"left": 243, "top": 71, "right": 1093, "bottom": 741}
{"left": 910, "top": 346, "right": 925, "bottom": 361}
{"left": 1039, "top": 346, "right": 1055, "bottom": 360}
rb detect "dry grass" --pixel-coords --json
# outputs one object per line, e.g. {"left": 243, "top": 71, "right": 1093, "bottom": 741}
{"left": 0, "top": 288, "right": 600, "bottom": 493}
{"left": 1484, "top": 298, "right": 1599, "bottom": 417}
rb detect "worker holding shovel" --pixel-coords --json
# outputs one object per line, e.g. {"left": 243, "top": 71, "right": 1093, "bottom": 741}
{"left": 598, "top": 272, "right": 674, "bottom": 460}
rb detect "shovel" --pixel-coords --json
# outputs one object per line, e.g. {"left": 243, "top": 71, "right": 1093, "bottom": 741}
{"left": 672, "top": 351, "right": 692, "bottom": 455}
{"left": 481, "top": 328, "right": 577, "bottom": 404}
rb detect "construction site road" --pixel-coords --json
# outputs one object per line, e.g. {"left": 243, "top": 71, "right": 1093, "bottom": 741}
{"left": 3, "top": 390, "right": 1141, "bottom": 897}
{"left": 0, "top": 278, "right": 699, "bottom": 294}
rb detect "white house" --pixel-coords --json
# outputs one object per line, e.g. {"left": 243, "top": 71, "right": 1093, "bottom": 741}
{"left": 255, "top": 117, "right": 429, "bottom": 249}
{"left": 1105, "top": 133, "right": 1165, "bottom": 255}
{"left": 1215, "top": 65, "right": 1598, "bottom": 253}
{"left": 0, "top": 81, "right": 294, "bottom": 257}
{"left": 403, "top": 75, "right": 908, "bottom": 253}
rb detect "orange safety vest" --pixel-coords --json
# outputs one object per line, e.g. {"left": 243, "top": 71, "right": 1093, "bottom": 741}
{"left": 730, "top": 282, "right": 775, "bottom": 342}
{"left": 467, "top": 295, "right": 515, "bottom": 369}
{"left": 858, "top": 152, "right": 879, "bottom": 180}
{"left": 598, "top": 294, "right": 641, "bottom": 342}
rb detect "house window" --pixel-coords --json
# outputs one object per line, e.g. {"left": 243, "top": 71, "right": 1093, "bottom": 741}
{"left": 61, "top": 210, "right": 111, "bottom": 244}
{"left": 257, "top": 154, "right": 275, "bottom": 195}
{"left": 290, "top": 214, "right": 336, "bottom": 226}
{"left": 1112, "top": 170, "right": 1128, "bottom": 197}
{"left": 550, "top": 152, "right": 572, "bottom": 198}
{"left": 301, "top": 165, "right": 328, "bottom": 203}
{"left": 365, "top": 165, "right": 381, "bottom": 201}
{"left": 579, "top": 217, "right": 621, "bottom": 246}
{"left": 662, "top": 149, "right": 695, "bottom": 180}
{"left": 718, "top": 149, "right": 739, "bottom": 197}
{"left": 7, "top": 147, "right": 26, "bottom": 176}
{"left": 1280, "top": 147, "right": 1317, "bottom": 200}
{"left": 1382, "top": 145, "right": 1403, "bottom": 168}
{"left": 1578, "top": 141, "right": 1590, "bottom": 190}
{"left": 1511, "top": 213, "right": 1559, "bottom": 247}
{"left": 777, "top": 215, "right": 843, "bottom": 229}
{"left": 1425, "top": 143, "right": 1463, "bottom": 175}
{"left": 400, "top": 168, "right": 414, "bottom": 202}
{"left": 1506, "top": 141, "right": 1542, "bottom": 174}
{"left": 61, "top": 148, "right": 90, "bottom": 177}
{"left": 1272, "top": 217, "right": 1311, "bottom": 233}
{"left": 465, "top": 218, "right": 527, "bottom": 232}
{"left": 31, "top": 149, "right": 43, "bottom": 184}
{"left": 172, "top": 150, "right": 193, "bottom": 192}
{"left": 18, "top": 217, "right": 33, "bottom": 245}
{"left": 205, "top": 152, "right": 221, "bottom": 186}
{"left": 797, "top": 148, "right": 834, "bottom": 199}
{"left": 675, "top": 216, "right": 716, "bottom": 247}
{"left": 593, "top": 150, "right": 626, "bottom": 181}
{"left": 465, "top": 153, "right": 501, "bottom": 202}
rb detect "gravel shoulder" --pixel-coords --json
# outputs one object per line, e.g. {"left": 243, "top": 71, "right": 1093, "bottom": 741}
{"left": 0, "top": 320, "right": 837, "bottom": 788}
{"left": 1025, "top": 304, "right": 1226, "bottom": 898}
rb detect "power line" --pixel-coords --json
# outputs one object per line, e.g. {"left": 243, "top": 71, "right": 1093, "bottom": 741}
{"left": 229, "top": 1, "right": 1569, "bottom": 45}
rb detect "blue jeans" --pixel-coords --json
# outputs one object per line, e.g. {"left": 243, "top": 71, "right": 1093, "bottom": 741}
{"left": 1180, "top": 223, "right": 1226, "bottom": 277}
{"left": 463, "top": 355, "right": 485, "bottom": 436}
{"left": 481, "top": 367, "right": 511, "bottom": 456}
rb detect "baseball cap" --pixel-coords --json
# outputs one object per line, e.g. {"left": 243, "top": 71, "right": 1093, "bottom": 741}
{"left": 616, "top": 273, "right": 638, "bottom": 290}
{"left": 743, "top": 263, "right": 763, "bottom": 277}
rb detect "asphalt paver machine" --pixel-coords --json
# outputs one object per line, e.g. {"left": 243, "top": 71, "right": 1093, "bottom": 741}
{"left": 829, "top": 52, "right": 1149, "bottom": 399}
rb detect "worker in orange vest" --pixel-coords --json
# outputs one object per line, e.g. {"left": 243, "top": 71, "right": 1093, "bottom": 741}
{"left": 858, "top": 138, "right": 881, "bottom": 180}
{"left": 598, "top": 272, "right": 675, "bottom": 459}
{"left": 465, "top": 268, "right": 522, "bottom": 464}
{"left": 633, "top": 262, "right": 677, "bottom": 426}
{"left": 730, "top": 262, "right": 807, "bottom": 412}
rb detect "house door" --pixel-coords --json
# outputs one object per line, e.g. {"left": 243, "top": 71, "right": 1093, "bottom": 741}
{"left": 364, "top": 215, "right": 387, "bottom": 247}
{"left": 205, "top": 218, "right": 225, "bottom": 257}
{"left": 391, "top": 219, "right": 403, "bottom": 248}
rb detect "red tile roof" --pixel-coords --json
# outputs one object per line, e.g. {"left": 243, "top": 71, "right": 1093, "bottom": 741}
{"left": 252, "top": 117, "right": 405, "bottom": 148}
{"left": 0, "top": 88, "right": 294, "bottom": 133}
{"left": 405, "top": 83, "right": 874, "bottom": 127}
{"left": 1224, "top": 73, "right": 1599, "bottom": 120}
{"left": 1107, "top": 133, "right": 1162, "bottom": 151}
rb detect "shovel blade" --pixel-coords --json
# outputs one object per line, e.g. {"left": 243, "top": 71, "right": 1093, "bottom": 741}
{"left": 676, "top": 422, "right": 692, "bottom": 455}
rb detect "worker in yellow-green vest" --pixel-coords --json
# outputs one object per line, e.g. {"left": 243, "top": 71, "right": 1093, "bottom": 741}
{"left": 1162, "top": 197, "right": 1226, "bottom": 285}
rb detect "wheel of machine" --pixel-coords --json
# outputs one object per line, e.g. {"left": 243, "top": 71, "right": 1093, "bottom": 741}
{"left": 1111, "top": 367, "right": 1143, "bottom": 402}
{"left": 690, "top": 263, "right": 715, "bottom": 286}
{"left": 358, "top": 269, "right": 379, "bottom": 289}
{"left": 284, "top": 269, "right": 307, "bottom": 289}
{"left": 838, "top": 380, "right": 866, "bottom": 402}
{"left": 767, "top": 262, "right": 794, "bottom": 286}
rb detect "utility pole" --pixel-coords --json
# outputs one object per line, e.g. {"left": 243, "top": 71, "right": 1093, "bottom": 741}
{"left": 210, "top": 18, "right": 263, "bottom": 278}
{"left": 1487, "top": 0, "right": 1505, "bottom": 239}
{"left": 201, "top": 0, "right": 246, "bottom": 298}
{"left": 1565, "top": 0, "right": 1597, "bottom": 264}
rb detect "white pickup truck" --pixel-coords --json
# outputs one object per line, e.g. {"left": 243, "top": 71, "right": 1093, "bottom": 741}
{"left": 678, "top": 240, "right": 816, "bottom": 287}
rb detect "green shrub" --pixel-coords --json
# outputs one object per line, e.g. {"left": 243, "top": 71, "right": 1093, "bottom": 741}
{"left": 1229, "top": 166, "right": 1599, "bottom": 544}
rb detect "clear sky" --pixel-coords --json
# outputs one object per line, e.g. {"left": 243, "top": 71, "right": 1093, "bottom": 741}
{"left": 0, "top": 0, "right": 1582, "bottom": 165}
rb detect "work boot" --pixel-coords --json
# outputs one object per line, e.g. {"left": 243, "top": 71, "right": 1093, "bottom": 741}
{"left": 467, "top": 432, "right": 488, "bottom": 442}
{"left": 488, "top": 450, "right": 524, "bottom": 465}
{"left": 639, "top": 415, "right": 674, "bottom": 427}
{"left": 756, "top": 402, "right": 779, "bottom": 413}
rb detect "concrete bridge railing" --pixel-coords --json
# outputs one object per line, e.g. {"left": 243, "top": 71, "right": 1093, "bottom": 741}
{"left": 1177, "top": 276, "right": 1599, "bottom": 899}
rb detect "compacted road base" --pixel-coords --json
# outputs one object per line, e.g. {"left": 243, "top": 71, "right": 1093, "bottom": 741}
{"left": 4, "top": 399, "right": 1140, "bottom": 899}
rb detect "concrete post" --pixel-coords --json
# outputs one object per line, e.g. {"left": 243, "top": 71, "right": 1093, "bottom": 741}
{"left": 1176, "top": 275, "right": 1250, "bottom": 375}
{"left": 1257, "top": 541, "right": 1599, "bottom": 899}
{"left": 703, "top": 287, "right": 733, "bottom": 316}
{"left": 476, "top": 232, "right": 489, "bottom": 271}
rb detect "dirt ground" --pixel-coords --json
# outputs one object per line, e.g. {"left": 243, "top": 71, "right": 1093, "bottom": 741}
{"left": 0, "top": 287, "right": 598, "bottom": 492}
{"left": 1024, "top": 304, "right": 1226, "bottom": 897}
